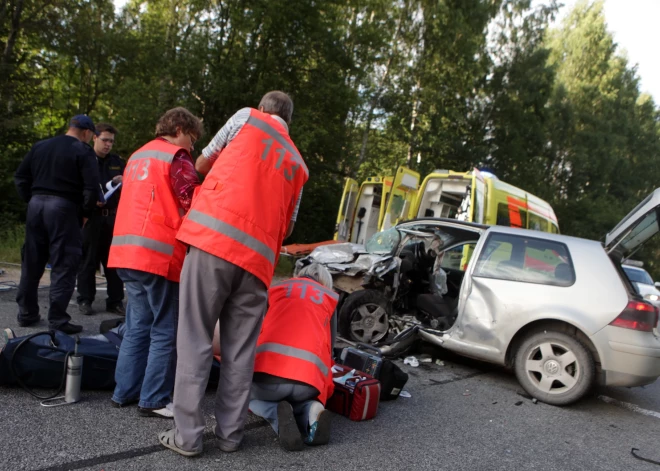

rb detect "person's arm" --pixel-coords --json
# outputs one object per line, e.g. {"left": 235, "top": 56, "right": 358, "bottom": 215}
{"left": 285, "top": 189, "right": 303, "bottom": 238}
{"left": 196, "top": 107, "right": 251, "bottom": 175}
{"left": 171, "top": 150, "right": 201, "bottom": 212}
{"left": 14, "top": 147, "right": 34, "bottom": 202}
{"left": 80, "top": 146, "right": 100, "bottom": 216}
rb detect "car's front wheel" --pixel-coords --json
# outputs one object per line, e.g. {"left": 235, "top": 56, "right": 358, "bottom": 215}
{"left": 514, "top": 330, "right": 595, "bottom": 406}
{"left": 338, "top": 290, "right": 391, "bottom": 344}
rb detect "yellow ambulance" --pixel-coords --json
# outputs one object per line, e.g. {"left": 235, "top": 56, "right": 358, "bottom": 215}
{"left": 334, "top": 167, "right": 559, "bottom": 244}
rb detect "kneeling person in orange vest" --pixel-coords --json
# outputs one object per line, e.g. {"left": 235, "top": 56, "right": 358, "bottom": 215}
{"left": 249, "top": 263, "right": 338, "bottom": 451}
{"left": 107, "top": 107, "right": 203, "bottom": 417}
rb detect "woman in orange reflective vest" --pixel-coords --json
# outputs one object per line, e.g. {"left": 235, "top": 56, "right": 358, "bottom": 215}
{"left": 249, "top": 263, "right": 338, "bottom": 451}
{"left": 108, "top": 108, "right": 203, "bottom": 418}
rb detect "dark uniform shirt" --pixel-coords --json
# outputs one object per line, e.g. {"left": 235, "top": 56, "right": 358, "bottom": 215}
{"left": 96, "top": 153, "right": 125, "bottom": 210}
{"left": 14, "top": 135, "right": 100, "bottom": 215}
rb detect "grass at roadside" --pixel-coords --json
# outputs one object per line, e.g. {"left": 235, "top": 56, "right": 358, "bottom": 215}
{"left": 0, "top": 225, "right": 24, "bottom": 264}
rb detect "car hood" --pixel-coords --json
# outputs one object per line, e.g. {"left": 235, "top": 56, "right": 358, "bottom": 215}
{"left": 298, "top": 242, "right": 395, "bottom": 276}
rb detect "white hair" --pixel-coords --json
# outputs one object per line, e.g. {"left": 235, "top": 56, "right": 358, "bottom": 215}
{"left": 295, "top": 262, "right": 333, "bottom": 290}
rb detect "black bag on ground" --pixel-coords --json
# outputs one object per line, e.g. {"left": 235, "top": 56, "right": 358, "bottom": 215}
{"left": 338, "top": 345, "right": 408, "bottom": 401}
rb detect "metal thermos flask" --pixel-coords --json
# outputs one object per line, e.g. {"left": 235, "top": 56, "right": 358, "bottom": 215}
{"left": 64, "top": 354, "right": 83, "bottom": 403}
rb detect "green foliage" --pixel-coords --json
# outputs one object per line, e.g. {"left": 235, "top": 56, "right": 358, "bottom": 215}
{"left": 1, "top": 0, "right": 659, "bottom": 278}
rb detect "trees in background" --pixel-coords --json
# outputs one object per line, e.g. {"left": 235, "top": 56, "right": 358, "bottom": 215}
{"left": 1, "top": 0, "right": 659, "bottom": 274}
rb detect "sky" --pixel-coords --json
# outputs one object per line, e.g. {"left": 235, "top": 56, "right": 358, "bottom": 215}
{"left": 112, "top": 0, "right": 659, "bottom": 103}
{"left": 550, "top": 0, "right": 660, "bottom": 103}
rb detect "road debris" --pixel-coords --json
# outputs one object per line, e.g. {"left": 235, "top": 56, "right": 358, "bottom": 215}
{"left": 435, "top": 360, "right": 445, "bottom": 366}
{"left": 514, "top": 401, "right": 523, "bottom": 406}
{"left": 404, "top": 356, "right": 420, "bottom": 367}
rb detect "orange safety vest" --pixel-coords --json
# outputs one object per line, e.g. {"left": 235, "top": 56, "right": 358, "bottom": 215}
{"left": 254, "top": 278, "right": 338, "bottom": 405}
{"left": 108, "top": 139, "right": 189, "bottom": 282}
{"left": 176, "top": 109, "right": 308, "bottom": 288}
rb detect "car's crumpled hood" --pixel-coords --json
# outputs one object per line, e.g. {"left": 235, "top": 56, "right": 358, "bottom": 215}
{"left": 299, "top": 243, "right": 395, "bottom": 276}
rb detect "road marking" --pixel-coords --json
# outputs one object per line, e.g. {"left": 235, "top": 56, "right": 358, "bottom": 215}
{"left": 599, "top": 395, "right": 660, "bottom": 419}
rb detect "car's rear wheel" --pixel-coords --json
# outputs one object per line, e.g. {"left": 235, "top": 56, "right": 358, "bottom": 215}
{"left": 514, "top": 330, "right": 595, "bottom": 406}
{"left": 339, "top": 290, "right": 391, "bottom": 344}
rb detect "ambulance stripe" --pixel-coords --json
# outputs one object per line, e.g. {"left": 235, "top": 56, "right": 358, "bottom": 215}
{"left": 246, "top": 115, "right": 309, "bottom": 176}
{"left": 256, "top": 342, "right": 329, "bottom": 376}
{"left": 111, "top": 235, "right": 174, "bottom": 256}
{"left": 187, "top": 210, "right": 276, "bottom": 265}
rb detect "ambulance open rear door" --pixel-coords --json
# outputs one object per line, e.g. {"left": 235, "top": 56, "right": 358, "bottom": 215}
{"left": 334, "top": 178, "right": 359, "bottom": 241}
{"left": 381, "top": 166, "right": 420, "bottom": 230}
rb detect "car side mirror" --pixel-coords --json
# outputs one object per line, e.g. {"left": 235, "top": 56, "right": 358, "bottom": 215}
{"left": 357, "top": 207, "right": 367, "bottom": 219}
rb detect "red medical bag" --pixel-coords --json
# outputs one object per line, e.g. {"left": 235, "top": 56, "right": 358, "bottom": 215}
{"left": 326, "top": 364, "right": 380, "bottom": 421}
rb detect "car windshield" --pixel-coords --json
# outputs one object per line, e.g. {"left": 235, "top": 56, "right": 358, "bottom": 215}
{"left": 365, "top": 227, "right": 401, "bottom": 255}
{"left": 623, "top": 266, "right": 654, "bottom": 285}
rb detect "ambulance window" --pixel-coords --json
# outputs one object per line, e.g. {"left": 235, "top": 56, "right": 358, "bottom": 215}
{"left": 549, "top": 223, "right": 559, "bottom": 234}
{"left": 496, "top": 203, "right": 527, "bottom": 229}
{"left": 528, "top": 213, "right": 548, "bottom": 232}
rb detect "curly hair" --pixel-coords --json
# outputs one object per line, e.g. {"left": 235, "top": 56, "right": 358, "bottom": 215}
{"left": 155, "top": 107, "right": 204, "bottom": 140}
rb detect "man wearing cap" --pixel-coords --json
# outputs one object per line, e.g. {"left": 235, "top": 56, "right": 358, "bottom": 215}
{"left": 14, "top": 115, "right": 101, "bottom": 334}
{"left": 76, "top": 123, "right": 126, "bottom": 316}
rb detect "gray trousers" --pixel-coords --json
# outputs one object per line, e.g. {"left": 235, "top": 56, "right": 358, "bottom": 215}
{"left": 173, "top": 246, "right": 267, "bottom": 451}
{"left": 249, "top": 381, "right": 320, "bottom": 435}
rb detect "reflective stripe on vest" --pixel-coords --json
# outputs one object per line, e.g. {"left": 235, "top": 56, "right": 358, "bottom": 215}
{"left": 129, "top": 150, "right": 176, "bottom": 164}
{"left": 111, "top": 235, "right": 174, "bottom": 256}
{"left": 255, "top": 342, "right": 329, "bottom": 376}
{"left": 246, "top": 115, "right": 309, "bottom": 176}
{"left": 186, "top": 209, "right": 276, "bottom": 265}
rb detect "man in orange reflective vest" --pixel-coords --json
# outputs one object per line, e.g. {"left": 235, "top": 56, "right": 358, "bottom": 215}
{"left": 159, "top": 91, "right": 308, "bottom": 457}
{"left": 108, "top": 108, "right": 203, "bottom": 418}
{"left": 249, "top": 263, "right": 337, "bottom": 451}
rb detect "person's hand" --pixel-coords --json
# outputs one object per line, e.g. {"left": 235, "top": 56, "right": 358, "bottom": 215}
{"left": 112, "top": 175, "right": 123, "bottom": 185}
{"left": 96, "top": 201, "right": 105, "bottom": 207}
{"left": 82, "top": 217, "right": 88, "bottom": 228}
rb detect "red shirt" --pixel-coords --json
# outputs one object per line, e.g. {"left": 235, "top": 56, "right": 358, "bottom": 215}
{"left": 156, "top": 137, "right": 200, "bottom": 211}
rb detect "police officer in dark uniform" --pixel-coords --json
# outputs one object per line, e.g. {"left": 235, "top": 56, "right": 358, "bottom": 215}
{"left": 77, "top": 123, "right": 126, "bottom": 315}
{"left": 14, "top": 115, "right": 100, "bottom": 334}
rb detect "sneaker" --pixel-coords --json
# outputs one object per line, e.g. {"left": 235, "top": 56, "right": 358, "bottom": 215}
{"left": 55, "top": 322, "right": 83, "bottom": 335}
{"left": 139, "top": 404, "right": 174, "bottom": 418}
{"left": 78, "top": 303, "right": 93, "bottom": 316}
{"left": 106, "top": 304, "right": 126, "bottom": 316}
{"left": 159, "top": 429, "right": 202, "bottom": 457}
{"left": 305, "top": 408, "right": 331, "bottom": 446}
{"left": 0, "top": 328, "right": 16, "bottom": 353}
{"left": 17, "top": 315, "right": 41, "bottom": 327}
{"left": 276, "top": 401, "right": 303, "bottom": 452}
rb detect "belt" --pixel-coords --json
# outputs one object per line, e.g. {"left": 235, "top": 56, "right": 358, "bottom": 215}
{"left": 100, "top": 208, "right": 117, "bottom": 217}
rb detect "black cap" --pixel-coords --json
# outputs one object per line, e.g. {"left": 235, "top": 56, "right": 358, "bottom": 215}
{"left": 70, "top": 115, "right": 99, "bottom": 136}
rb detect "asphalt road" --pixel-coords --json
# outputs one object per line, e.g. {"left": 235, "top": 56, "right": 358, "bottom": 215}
{"left": 1, "top": 283, "right": 660, "bottom": 471}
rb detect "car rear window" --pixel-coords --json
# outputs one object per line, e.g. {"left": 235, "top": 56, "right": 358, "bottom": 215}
{"left": 474, "top": 233, "right": 575, "bottom": 286}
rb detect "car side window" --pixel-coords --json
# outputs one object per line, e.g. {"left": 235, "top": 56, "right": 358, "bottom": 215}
{"left": 474, "top": 233, "right": 575, "bottom": 287}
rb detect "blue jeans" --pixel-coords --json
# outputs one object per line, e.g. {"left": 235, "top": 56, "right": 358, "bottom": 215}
{"left": 112, "top": 268, "right": 178, "bottom": 409}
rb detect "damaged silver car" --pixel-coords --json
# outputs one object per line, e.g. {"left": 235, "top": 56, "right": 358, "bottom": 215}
{"left": 297, "top": 188, "right": 660, "bottom": 405}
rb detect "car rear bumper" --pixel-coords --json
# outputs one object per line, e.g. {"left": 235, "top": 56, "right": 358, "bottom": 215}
{"left": 591, "top": 326, "right": 660, "bottom": 387}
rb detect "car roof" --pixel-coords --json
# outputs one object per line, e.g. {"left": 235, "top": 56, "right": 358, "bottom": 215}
{"left": 398, "top": 218, "right": 603, "bottom": 249}
{"left": 398, "top": 217, "right": 489, "bottom": 231}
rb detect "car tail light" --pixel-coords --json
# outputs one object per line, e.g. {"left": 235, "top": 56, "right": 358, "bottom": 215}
{"left": 610, "top": 301, "right": 659, "bottom": 332}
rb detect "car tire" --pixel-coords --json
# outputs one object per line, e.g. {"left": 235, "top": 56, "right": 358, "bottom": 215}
{"left": 514, "top": 330, "right": 595, "bottom": 406}
{"left": 339, "top": 290, "right": 391, "bottom": 344}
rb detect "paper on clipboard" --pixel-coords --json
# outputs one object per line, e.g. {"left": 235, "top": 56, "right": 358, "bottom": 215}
{"left": 104, "top": 181, "right": 122, "bottom": 201}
